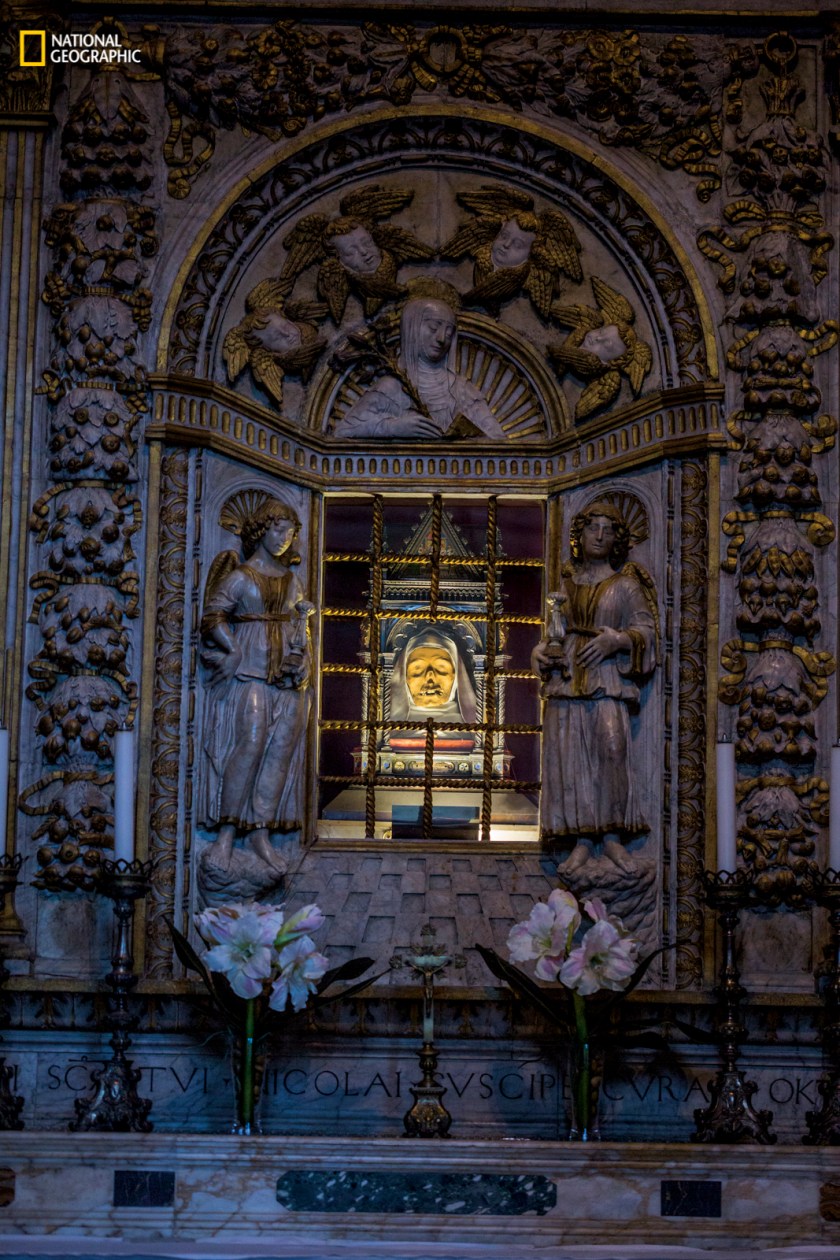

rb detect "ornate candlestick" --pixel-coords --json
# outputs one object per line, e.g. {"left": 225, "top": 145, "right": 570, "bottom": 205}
{"left": 0, "top": 854, "right": 24, "bottom": 1130}
{"left": 803, "top": 869, "right": 840, "bottom": 1144}
{"left": 692, "top": 870, "right": 776, "bottom": 1144}
{"left": 72, "top": 858, "right": 154, "bottom": 1132}
{"left": 391, "top": 923, "right": 465, "bottom": 1138}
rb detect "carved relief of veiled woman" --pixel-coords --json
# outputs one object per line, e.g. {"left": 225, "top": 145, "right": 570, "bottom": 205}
{"left": 198, "top": 493, "right": 313, "bottom": 902}
{"left": 334, "top": 295, "right": 506, "bottom": 441}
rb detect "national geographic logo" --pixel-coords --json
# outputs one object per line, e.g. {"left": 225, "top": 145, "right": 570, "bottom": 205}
{"left": 19, "top": 30, "right": 141, "bottom": 66}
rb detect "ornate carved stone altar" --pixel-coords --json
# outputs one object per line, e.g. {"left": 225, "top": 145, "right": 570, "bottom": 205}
{"left": 1, "top": 1, "right": 840, "bottom": 1247}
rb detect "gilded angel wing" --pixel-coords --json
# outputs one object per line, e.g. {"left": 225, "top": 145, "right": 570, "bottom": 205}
{"left": 440, "top": 217, "right": 502, "bottom": 260}
{"left": 280, "top": 214, "right": 330, "bottom": 283}
{"left": 548, "top": 341, "right": 604, "bottom": 380}
{"left": 455, "top": 186, "right": 534, "bottom": 219}
{"left": 534, "top": 210, "right": 583, "bottom": 282}
{"left": 466, "top": 264, "right": 529, "bottom": 307}
{"left": 372, "top": 224, "right": 435, "bottom": 263}
{"left": 284, "top": 299, "right": 330, "bottom": 323}
{"left": 625, "top": 339, "right": 653, "bottom": 395}
{"left": 282, "top": 336, "right": 328, "bottom": 385}
{"left": 591, "top": 276, "right": 635, "bottom": 326}
{"left": 249, "top": 346, "right": 286, "bottom": 408}
{"left": 202, "top": 549, "right": 239, "bottom": 616}
{"left": 245, "top": 277, "right": 294, "bottom": 312}
{"left": 222, "top": 325, "right": 250, "bottom": 382}
{"left": 576, "top": 369, "right": 622, "bottom": 420}
{"left": 551, "top": 303, "right": 604, "bottom": 333}
{"left": 523, "top": 265, "right": 555, "bottom": 320}
{"left": 339, "top": 185, "right": 415, "bottom": 222}
{"left": 317, "top": 255, "right": 351, "bottom": 324}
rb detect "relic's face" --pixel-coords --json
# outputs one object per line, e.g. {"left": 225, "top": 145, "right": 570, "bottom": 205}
{"left": 262, "top": 518, "right": 298, "bottom": 557}
{"left": 418, "top": 305, "right": 455, "bottom": 363}
{"left": 581, "top": 514, "right": 616, "bottom": 561}
{"left": 406, "top": 646, "right": 456, "bottom": 708}
{"left": 331, "top": 226, "right": 382, "bottom": 275}
{"left": 581, "top": 322, "right": 625, "bottom": 363}
{"left": 257, "top": 313, "right": 302, "bottom": 355}
{"left": 491, "top": 219, "right": 536, "bottom": 269}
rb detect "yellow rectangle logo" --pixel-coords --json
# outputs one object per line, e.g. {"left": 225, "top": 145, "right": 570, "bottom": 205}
{"left": 20, "top": 30, "right": 46, "bottom": 67}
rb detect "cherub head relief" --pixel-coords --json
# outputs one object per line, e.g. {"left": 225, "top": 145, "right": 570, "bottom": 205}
{"left": 441, "top": 185, "right": 583, "bottom": 319}
{"left": 548, "top": 278, "right": 653, "bottom": 420}
{"left": 280, "top": 186, "right": 434, "bottom": 324}
{"left": 222, "top": 279, "right": 327, "bottom": 409}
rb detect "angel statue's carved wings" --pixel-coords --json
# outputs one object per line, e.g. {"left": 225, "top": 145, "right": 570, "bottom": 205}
{"left": 548, "top": 277, "right": 653, "bottom": 420}
{"left": 440, "top": 185, "right": 583, "bottom": 319}
{"left": 279, "top": 186, "right": 434, "bottom": 325}
{"left": 222, "top": 277, "right": 328, "bottom": 409}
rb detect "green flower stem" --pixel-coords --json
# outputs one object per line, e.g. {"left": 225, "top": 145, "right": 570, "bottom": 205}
{"left": 572, "top": 991, "right": 591, "bottom": 1139}
{"left": 241, "top": 997, "right": 256, "bottom": 1131}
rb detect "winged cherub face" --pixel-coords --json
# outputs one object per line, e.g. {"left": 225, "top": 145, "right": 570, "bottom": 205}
{"left": 256, "top": 312, "right": 303, "bottom": 355}
{"left": 580, "top": 323, "right": 625, "bottom": 363}
{"left": 331, "top": 225, "right": 383, "bottom": 275}
{"left": 491, "top": 219, "right": 536, "bottom": 269}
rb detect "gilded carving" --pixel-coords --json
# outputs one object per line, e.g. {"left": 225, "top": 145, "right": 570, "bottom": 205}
{"left": 146, "top": 449, "right": 190, "bottom": 977}
{"left": 710, "top": 34, "right": 836, "bottom": 894}
{"left": 223, "top": 291, "right": 327, "bottom": 409}
{"left": 440, "top": 186, "right": 582, "bottom": 319}
{"left": 23, "top": 63, "right": 156, "bottom": 891}
{"left": 547, "top": 279, "right": 653, "bottom": 420}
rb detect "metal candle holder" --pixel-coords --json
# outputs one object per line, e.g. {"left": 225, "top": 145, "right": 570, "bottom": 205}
{"left": 692, "top": 869, "right": 776, "bottom": 1145}
{"left": 0, "top": 854, "right": 24, "bottom": 1130}
{"left": 391, "top": 923, "right": 465, "bottom": 1138}
{"left": 803, "top": 869, "right": 840, "bottom": 1144}
{"left": 71, "top": 858, "right": 154, "bottom": 1132}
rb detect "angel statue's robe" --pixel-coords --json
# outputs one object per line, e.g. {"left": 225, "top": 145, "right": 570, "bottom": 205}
{"left": 540, "top": 565, "right": 656, "bottom": 841}
{"left": 200, "top": 561, "right": 310, "bottom": 833}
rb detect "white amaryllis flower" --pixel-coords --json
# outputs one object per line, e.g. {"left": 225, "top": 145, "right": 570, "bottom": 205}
{"left": 559, "top": 918, "right": 639, "bottom": 996}
{"left": 507, "top": 889, "right": 581, "bottom": 982}
{"left": 269, "top": 935, "right": 329, "bottom": 1012}
{"left": 195, "top": 901, "right": 286, "bottom": 949}
{"left": 279, "top": 903, "right": 326, "bottom": 943}
{"left": 199, "top": 906, "right": 284, "bottom": 999}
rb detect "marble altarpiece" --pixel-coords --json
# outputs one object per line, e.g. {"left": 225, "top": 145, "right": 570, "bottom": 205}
{"left": 0, "top": 8, "right": 838, "bottom": 1214}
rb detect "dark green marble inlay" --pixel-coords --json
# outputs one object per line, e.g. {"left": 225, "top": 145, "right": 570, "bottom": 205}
{"left": 276, "top": 1169, "right": 556, "bottom": 1215}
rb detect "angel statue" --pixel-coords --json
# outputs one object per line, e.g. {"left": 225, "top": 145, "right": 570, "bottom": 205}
{"left": 222, "top": 280, "right": 327, "bottom": 408}
{"left": 531, "top": 496, "right": 658, "bottom": 875}
{"left": 197, "top": 491, "right": 313, "bottom": 905}
{"left": 548, "top": 278, "right": 653, "bottom": 421}
{"left": 440, "top": 185, "right": 583, "bottom": 319}
{"left": 279, "top": 186, "right": 434, "bottom": 325}
{"left": 332, "top": 282, "right": 506, "bottom": 441}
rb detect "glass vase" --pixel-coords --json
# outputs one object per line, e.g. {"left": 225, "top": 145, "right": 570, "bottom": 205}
{"left": 229, "top": 1000, "right": 265, "bottom": 1135}
{"left": 567, "top": 1038, "right": 601, "bottom": 1141}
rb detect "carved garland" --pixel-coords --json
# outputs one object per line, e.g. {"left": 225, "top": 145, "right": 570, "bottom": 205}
{"left": 706, "top": 34, "right": 837, "bottom": 901}
{"left": 20, "top": 58, "right": 158, "bottom": 890}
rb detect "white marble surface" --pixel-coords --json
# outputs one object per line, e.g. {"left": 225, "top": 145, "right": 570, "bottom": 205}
{"left": 0, "top": 1135, "right": 838, "bottom": 1252}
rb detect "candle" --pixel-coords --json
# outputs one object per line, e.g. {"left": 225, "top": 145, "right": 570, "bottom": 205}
{"left": 422, "top": 990, "right": 434, "bottom": 1045}
{"left": 716, "top": 737, "right": 737, "bottom": 873}
{"left": 113, "top": 725, "right": 136, "bottom": 864}
{"left": 829, "top": 743, "right": 840, "bottom": 872}
{"left": 0, "top": 726, "right": 8, "bottom": 852}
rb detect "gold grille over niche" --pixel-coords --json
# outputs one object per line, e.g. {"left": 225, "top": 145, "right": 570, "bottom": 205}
{"left": 318, "top": 494, "right": 544, "bottom": 844}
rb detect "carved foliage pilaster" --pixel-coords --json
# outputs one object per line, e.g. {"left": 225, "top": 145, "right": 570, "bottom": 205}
{"left": 706, "top": 34, "right": 836, "bottom": 901}
{"left": 21, "top": 64, "right": 158, "bottom": 891}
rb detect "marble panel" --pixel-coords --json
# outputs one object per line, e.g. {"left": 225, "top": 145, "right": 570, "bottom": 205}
{"left": 275, "top": 1169, "right": 557, "bottom": 1214}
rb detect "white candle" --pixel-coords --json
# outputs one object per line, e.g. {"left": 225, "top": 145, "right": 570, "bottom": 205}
{"left": 716, "top": 738, "right": 737, "bottom": 873}
{"left": 829, "top": 743, "right": 840, "bottom": 871}
{"left": 422, "top": 994, "right": 434, "bottom": 1045}
{"left": 113, "top": 725, "right": 136, "bottom": 864}
{"left": 0, "top": 727, "right": 9, "bottom": 853}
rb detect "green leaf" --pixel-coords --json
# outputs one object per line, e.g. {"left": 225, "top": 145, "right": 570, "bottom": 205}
{"left": 166, "top": 916, "right": 243, "bottom": 1029}
{"left": 667, "top": 1017, "right": 722, "bottom": 1047}
{"left": 313, "top": 968, "right": 390, "bottom": 1008}
{"left": 474, "top": 944, "right": 572, "bottom": 1033}
{"left": 316, "top": 956, "right": 377, "bottom": 994}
